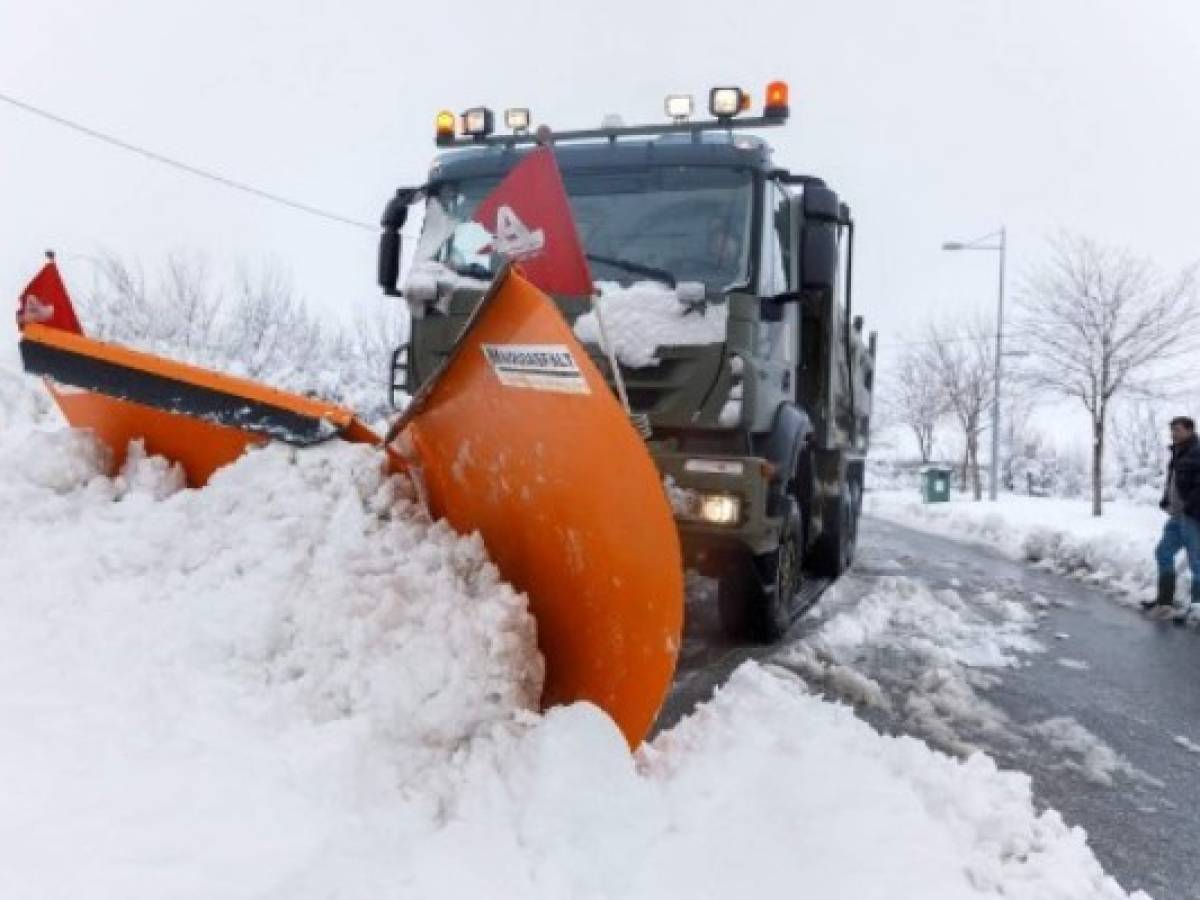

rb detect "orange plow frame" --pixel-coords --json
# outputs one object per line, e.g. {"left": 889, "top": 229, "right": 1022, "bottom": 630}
{"left": 17, "top": 266, "right": 683, "bottom": 746}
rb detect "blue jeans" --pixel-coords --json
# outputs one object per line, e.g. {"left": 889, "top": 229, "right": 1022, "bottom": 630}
{"left": 1155, "top": 515, "right": 1200, "bottom": 601}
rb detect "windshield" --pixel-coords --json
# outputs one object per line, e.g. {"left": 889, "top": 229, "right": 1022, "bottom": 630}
{"left": 416, "top": 165, "right": 755, "bottom": 292}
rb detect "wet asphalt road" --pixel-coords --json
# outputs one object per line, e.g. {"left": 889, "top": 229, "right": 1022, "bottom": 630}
{"left": 657, "top": 515, "right": 1200, "bottom": 899}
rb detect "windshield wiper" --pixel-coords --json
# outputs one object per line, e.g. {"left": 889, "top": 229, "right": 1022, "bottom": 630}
{"left": 586, "top": 253, "right": 676, "bottom": 289}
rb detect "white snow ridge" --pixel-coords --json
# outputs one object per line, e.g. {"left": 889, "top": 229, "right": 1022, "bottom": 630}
{"left": 0, "top": 368, "right": 1146, "bottom": 899}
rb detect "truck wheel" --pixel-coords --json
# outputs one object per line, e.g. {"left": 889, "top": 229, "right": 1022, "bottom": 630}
{"left": 716, "top": 500, "right": 802, "bottom": 642}
{"left": 810, "top": 482, "right": 858, "bottom": 577}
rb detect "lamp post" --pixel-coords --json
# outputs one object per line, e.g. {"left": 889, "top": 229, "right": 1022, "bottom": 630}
{"left": 941, "top": 227, "right": 1007, "bottom": 501}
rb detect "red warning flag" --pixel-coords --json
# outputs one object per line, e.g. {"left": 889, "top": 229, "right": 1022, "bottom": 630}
{"left": 473, "top": 147, "right": 593, "bottom": 297}
{"left": 16, "top": 257, "right": 83, "bottom": 335}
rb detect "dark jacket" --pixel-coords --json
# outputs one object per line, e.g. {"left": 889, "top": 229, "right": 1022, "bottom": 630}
{"left": 1161, "top": 435, "right": 1200, "bottom": 519}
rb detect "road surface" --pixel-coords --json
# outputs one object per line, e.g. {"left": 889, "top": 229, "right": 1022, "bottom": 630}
{"left": 658, "top": 515, "right": 1200, "bottom": 899}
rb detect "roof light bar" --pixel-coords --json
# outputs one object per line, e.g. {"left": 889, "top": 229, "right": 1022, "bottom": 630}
{"left": 431, "top": 80, "right": 791, "bottom": 148}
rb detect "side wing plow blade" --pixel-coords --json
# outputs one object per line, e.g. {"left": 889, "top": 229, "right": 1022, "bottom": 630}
{"left": 18, "top": 324, "right": 392, "bottom": 486}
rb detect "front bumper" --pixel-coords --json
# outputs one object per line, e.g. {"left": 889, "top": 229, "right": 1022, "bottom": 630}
{"left": 653, "top": 450, "right": 784, "bottom": 571}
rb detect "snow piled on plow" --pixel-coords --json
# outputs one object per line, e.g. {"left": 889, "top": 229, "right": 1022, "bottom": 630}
{"left": 0, "top": 374, "right": 1145, "bottom": 899}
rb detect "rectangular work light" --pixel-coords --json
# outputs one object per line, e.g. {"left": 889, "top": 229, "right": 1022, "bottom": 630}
{"left": 664, "top": 94, "right": 694, "bottom": 121}
{"left": 709, "top": 87, "right": 748, "bottom": 118}
{"left": 461, "top": 107, "right": 495, "bottom": 138}
{"left": 504, "top": 108, "right": 531, "bottom": 132}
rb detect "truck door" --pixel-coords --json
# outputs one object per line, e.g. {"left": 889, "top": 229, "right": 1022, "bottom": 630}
{"left": 754, "top": 180, "right": 799, "bottom": 426}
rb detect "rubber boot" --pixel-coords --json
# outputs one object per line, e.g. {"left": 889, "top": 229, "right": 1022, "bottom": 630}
{"left": 1173, "top": 581, "right": 1200, "bottom": 627}
{"left": 1142, "top": 573, "right": 1176, "bottom": 613}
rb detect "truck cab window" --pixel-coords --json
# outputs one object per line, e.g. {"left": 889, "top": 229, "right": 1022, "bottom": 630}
{"left": 760, "top": 181, "right": 790, "bottom": 297}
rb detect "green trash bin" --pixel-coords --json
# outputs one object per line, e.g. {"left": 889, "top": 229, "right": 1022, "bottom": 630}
{"left": 920, "top": 466, "right": 952, "bottom": 503}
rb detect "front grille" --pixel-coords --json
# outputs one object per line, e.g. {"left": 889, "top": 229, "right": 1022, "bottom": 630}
{"left": 584, "top": 346, "right": 709, "bottom": 416}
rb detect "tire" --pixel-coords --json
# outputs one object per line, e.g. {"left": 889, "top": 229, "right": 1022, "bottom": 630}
{"left": 716, "top": 500, "right": 802, "bottom": 643}
{"left": 810, "top": 481, "right": 859, "bottom": 577}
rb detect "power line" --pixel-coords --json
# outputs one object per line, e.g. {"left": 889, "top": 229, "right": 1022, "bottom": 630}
{"left": 881, "top": 328, "right": 1039, "bottom": 350}
{"left": 0, "top": 90, "right": 378, "bottom": 233}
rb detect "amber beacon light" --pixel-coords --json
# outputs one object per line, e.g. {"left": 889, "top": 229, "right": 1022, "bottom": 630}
{"left": 764, "top": 81, "right": 790, "bottom": 119}
{"left": 435, "top": 110, "right": 456, "bottom": 145}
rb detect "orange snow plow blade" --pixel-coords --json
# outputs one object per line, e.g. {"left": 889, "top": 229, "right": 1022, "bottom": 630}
{"left": 18, "top": 324, "right": 395, "bottom": 486}
{"left": 393, "top": 266, "right": 683, "bottom": 746}
{"left": 17, "top": 266, "right": 682, "bottom": 746}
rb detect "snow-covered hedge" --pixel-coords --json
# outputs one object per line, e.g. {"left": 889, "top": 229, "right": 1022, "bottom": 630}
{"left": 866, "top": 491, "right": 1162, "bottom": 605}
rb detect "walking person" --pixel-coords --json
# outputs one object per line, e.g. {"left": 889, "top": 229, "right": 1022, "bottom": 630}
{"left": 1143, "top": 416, "right": 1200, "bottom": 623}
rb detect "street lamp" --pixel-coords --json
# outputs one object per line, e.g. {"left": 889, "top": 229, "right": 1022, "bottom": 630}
{"left": 941, "top": 227, "right": 1007, "bottom": 501}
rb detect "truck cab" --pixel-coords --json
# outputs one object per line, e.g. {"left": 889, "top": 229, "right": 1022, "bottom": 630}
{"left": 379, "top": 84, "right": 876, "bottom": 640}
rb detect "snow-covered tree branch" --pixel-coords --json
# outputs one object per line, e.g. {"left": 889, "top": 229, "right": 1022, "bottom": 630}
{"left": 76, "top": 252, "right": 405, "bottom": 425}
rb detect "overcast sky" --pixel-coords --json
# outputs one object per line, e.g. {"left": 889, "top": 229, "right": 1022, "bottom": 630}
{"left": 3, "top": 0, "right": 1199, "bottom": 446}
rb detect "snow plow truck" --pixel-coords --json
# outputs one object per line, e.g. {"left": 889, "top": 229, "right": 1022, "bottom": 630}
{"left": 15, "top": 80, "right": 873, "bottom": 749}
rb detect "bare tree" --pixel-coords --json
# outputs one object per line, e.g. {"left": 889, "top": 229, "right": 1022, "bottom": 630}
{"left": 1111, "top": 401, "right": 1167, "bottom": 497}
{"left": 928, "top": 317, "right": 995, "bottom": 500}
{"left": 887, "top": 343, "right": 946, "bottom": 463}
{"left": 999, "top": 391, "right": 1037, "bottom": 491}
{"left": 1017, "top": 234, "right": 1198, "bottom": 515}
{"left": 75, "top": 252, "right": 400, "bottom": 421}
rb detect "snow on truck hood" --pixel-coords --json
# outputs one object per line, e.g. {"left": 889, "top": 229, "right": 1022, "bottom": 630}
{"left": 573, "top": 280, "right": 728, "bottom": 368}
{"left": 0, "top": 387, "right": 1146, "bottom": 899}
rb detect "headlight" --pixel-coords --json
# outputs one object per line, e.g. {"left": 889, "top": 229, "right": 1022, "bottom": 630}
{"left": 671, "top": 487, "right": 742, "bottom": 525}
{"left": 700, "top": 493, "right": 740, "bottom": 525}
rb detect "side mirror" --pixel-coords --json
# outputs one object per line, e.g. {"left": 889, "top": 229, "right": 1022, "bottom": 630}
{"left": 800, "top": 223, "right": 837, "bottom": 294}
{"left": 799, "top": 185, "right": 841, "bottom": 295}
{"left": 378, "top": 188, "right": 418, "bottom": 297}
{"left": 378, "top": 230, "right": 402, "bottom": 296}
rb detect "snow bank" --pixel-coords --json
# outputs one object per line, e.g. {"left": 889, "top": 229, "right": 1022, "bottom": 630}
{"left": 866, "top": 490, "right": 1164, "bottom": 606}
{"left": 0, "top": 363, "right": 55, "bottom": 431}
{"left": 573, "top": 281, "right": 727, "bottom": 368}
{"left": 0, "top": 387, "right": 1145, "bottom": 898}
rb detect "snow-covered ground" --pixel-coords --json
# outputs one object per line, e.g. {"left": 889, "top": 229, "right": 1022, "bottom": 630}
{"left": 780, "top": 574, "right": 1159, "bottom": 790}
{"left": 0, "top": 364, "right": 1146, "bottom": 898}
{"left": 866, "top": 489, "right": 1165, "bottom": 607}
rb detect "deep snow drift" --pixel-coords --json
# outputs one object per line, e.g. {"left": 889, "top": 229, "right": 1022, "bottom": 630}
{"left": 0, "top": 367, "right": 1146, "bottom": 898}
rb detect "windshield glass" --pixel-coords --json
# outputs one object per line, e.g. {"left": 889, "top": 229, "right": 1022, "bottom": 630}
{"left": 416, "top": 165, "right": 755, "bottom": 292}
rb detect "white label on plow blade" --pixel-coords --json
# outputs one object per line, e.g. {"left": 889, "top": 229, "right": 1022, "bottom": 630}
{"left": 481, "top": 343, "right": 590, "bottom": 395}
